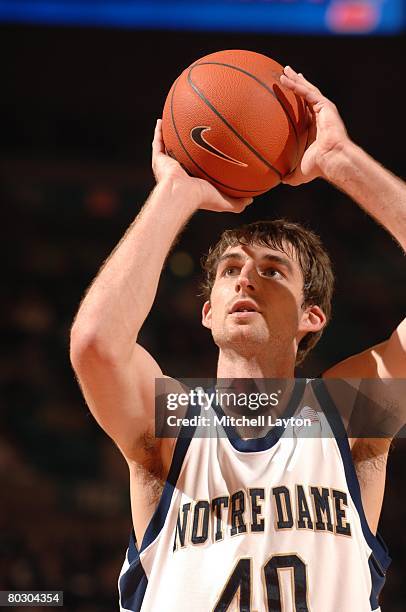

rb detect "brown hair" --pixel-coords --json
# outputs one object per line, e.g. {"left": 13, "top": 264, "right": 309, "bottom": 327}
{"left": 201, "top": 219, "right": 334, "bottom": 365}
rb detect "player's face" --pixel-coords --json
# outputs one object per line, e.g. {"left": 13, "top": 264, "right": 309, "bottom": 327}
{"left": 202, "top": 243, "right": 325, "bottom": 357}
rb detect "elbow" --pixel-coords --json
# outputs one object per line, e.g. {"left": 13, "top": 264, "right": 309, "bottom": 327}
{"left": 70, "top": 321, "right": 134, "bottom": 374}
{"left": 70, "top": 323, "right": 113, "bottom": 372}
{"left": 70, "top": 324, "right": 94, "bottom": 371}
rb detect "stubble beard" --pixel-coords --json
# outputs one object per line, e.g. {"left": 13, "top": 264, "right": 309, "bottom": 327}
{"left": 214, "top": 317, "right": 287, "bottom": 360}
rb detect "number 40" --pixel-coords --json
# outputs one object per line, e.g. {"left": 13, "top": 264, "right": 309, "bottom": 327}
{"left": 213, "top": 554, "right": 309, "bottom": 611}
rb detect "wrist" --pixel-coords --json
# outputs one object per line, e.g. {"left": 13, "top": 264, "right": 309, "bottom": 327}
{"left": 318, "top": 139, "right": 358, "bottom": 184}
{"left": 157, "top": 176, "right": 202, "bottom": 214}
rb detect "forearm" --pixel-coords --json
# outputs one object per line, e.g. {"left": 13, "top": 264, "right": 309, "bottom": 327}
{"left": 72, "top": 178, "right": 199, "bottom": 359}
{"left": 323, "top": 141, "right": 406, "bottom": 251}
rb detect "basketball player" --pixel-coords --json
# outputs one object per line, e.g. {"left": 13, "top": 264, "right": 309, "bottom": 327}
{"left": 70, "top": 66, "right": 406, "bottom": 610}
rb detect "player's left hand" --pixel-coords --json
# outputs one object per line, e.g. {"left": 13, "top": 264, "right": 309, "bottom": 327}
{"left": 280, "top": 66, "right": 351, "bottom": 186}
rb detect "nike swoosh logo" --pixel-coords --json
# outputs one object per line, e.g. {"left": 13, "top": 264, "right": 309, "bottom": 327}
{"left": 190, "top": 126, "right": 248, "bottom": 167}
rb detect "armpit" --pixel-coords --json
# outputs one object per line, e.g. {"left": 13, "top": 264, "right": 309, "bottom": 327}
{"left": 352, "top": 438, "right": 391, "bottom": 468}
{"left": 132, "top": 431, "right": 165, "bottom": 505}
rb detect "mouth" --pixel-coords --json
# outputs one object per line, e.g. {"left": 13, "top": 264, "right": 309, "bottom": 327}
{"left": 229, "top": 300, "right": 260, "bottom": 315}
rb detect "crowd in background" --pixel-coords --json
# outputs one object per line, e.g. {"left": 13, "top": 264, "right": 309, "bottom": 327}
{"left": 1, "top": 168, "right": 405, "bottom": 609}
{"left": 2, "top": 22, "right": 406, "bottom": 611}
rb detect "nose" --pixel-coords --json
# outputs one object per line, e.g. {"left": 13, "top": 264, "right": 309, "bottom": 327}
{"left": 235, "top": 261, "right": 256, "bottom": 293}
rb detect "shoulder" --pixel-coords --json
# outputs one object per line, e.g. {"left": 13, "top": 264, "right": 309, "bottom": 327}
{"left": 322, "top": 343, "right": 396, "bottom": 453}
{"left": 322, "top": 341, "right": 387, "bottom": 379}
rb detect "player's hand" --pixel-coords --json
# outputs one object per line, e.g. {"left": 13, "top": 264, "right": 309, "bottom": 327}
{"left": 280, "top": 66, "right": 351, "bottom": 186}
{"left": 152, "top": 119, "right": 253, "bottom": 213}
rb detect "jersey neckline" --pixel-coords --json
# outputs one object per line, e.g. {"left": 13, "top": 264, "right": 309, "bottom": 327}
{"left": 211, "top": 378, "right": 307, "bottom": 452}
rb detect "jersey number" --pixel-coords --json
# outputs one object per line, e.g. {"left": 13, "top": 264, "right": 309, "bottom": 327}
{"left": 213, "top": 554, "right": 309, "bottom": 612}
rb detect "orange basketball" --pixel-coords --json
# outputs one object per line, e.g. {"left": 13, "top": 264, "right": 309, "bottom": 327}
{"left": 162, "top": 49, "right": 308, "bottom": 198}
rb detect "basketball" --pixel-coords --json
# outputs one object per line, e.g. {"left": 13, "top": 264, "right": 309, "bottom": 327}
{"left": 162, "top": 49, "right": 309, "bottom": 198}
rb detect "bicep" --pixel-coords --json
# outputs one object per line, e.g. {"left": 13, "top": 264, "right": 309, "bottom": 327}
{"left": 323, "top": 317, "right": 406, "bottom": 379}
{"left": 377, "top": 319, "right": 406, "bottom": 378}
{"left": 324, "top": 318, "right": 406, "bottom": 439}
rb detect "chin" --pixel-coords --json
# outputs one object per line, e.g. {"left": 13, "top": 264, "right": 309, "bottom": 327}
{"left": 217, "top": 325, "right": 269, "bottom": 349}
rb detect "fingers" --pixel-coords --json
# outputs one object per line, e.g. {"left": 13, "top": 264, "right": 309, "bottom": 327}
{"left": 152, "top": 118, "right": 165, "bottom": 156}
{"left": 284, "top": 66, "right": 319, "bottom": 91}
{"left": 224, "top": 196, "right": 254, "bottom": 213}
{"left": 280, "top": 66, "right": 323, "bottom": 106}
{"left": 238, "top": 197, "right": 254, "bottom": 210}
{"left": 199, "top": 193, "right": 254, "bottom": 214}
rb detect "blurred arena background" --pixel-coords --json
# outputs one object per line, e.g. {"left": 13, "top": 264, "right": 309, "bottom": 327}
{"left": 1, "top": 1, "right": 406, "bottom": 609}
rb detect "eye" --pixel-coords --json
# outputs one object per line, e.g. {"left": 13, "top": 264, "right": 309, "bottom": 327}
{"left": 261, "top": 268, "right": 284, "bottom": 279}
{"left": 223, "top": 266, "right": 240, "bottom": 277}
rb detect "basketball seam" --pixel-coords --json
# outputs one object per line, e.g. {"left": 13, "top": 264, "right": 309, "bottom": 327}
{"left": 170, "top": 76, "right": 269, "bottom": 194}
{"left": 190, "top": 61, "right": 301, "bottom": 176}
{"left": 195, "top": 60, "right": 302, "bottom": 172}
{"left": 188, "top": 63, "right": 282, "bottom": 180}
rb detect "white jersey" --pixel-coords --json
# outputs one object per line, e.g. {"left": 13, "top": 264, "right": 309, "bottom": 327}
{"left": 119, "top": 379, "right": 390, "bottom": 611}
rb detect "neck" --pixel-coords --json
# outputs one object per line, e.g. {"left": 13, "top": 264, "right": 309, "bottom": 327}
{"left": 216, "top": 346, "right": 296, "bottom": 379}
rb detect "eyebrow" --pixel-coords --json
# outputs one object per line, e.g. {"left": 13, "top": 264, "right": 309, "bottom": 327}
{"left": 217, "top": 251, "right": 294, "bottom": 274}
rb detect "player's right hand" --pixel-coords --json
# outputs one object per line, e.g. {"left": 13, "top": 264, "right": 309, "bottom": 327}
{"left": 152, "top": 119, "right": 253, "bottom": 214}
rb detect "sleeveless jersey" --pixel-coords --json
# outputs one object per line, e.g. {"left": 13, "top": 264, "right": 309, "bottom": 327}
{"left": 118, "top": 379, "right": 390, "bottom": 611}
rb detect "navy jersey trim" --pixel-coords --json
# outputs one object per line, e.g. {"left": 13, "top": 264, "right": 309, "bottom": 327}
{"left": 118, "top": 531, "right": 148, "bottom": 612}
{"left": 311, "top": 379, "right": 391, "bottom": 590}
{"left": 369, "top": 552, "right": 387, "bottom": 611}
{"left": 139, "top": 401, "right": 199, "bottom": 552}
{"left": 119, "top": 401, "right": 200, "bottom": 610}
{"left": 213, "top": 379, "right": 306, "bottom": 452}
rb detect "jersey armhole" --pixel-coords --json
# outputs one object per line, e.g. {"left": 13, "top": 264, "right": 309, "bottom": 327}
{"left": 311, "top": 378, "right": 391, "bottom": 574}
{"left": 139, "top": 400, "right": 200, "bottom": 553}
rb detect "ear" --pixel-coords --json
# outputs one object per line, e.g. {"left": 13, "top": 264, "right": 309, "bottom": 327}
{"left": 202, "top": 300, "right": 212, "bottom": 330}
{"left": 298, "top": 305, "right": 326, "bottom": 339}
